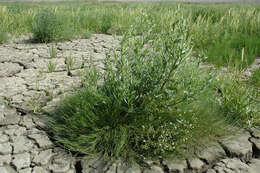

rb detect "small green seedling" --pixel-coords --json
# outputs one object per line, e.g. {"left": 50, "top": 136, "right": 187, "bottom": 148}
{"left": 44, "top": 89, "right": 55, "bottom": 101}
{"left": 27, "top": 93, "right": 43, "bottom": 114}
{"left": 49, "top": 45, "right": 57, "bottom": 58}
{"left": 47, "top": 61, "right": 56, "bottom": 72}
{"left": 65, "top": 56, "right": 74, "bottom": 76}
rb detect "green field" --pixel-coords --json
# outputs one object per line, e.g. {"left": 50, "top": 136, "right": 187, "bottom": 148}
{"left": 1, "top": 1, "right": 260, "bottom": 163}
{"left": 1, "top": 2, "right": 260, "bottom": 67}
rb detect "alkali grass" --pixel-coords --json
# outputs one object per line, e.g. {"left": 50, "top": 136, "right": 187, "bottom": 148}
{"left": 46, "top": 13, "right": 260, "bottom": 164}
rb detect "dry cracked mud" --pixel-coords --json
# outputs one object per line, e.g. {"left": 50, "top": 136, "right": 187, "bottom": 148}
{"left": 0, "top": 34, "right": 260, "bottom": 173}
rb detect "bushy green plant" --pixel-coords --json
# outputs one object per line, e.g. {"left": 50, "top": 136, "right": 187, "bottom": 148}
{"left": 47, "top": 13, "right": 209, "bottom": 161}
{"left": 46, "top": 7, "right": 260, "bottom": 164}
{"left": 32, "top": 9, "right": 74, "bottom": 43}
{"left": 0, "top": 29, "right": 8, "bottom": 44}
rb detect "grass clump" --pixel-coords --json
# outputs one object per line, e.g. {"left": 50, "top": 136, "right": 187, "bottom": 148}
{"left": 49, "top": 45, "right": 57, "bottom": 58}
{"left": 0, "top": 29, "right": 8, "bottom": 44}
{"left": 215, "top": 69, "right": 260, "bottom": 128}
{"left": 80, "top": 30, "right": 92, "bottom": 39}
{"left": 48, "top": 14, "right": 193, "bottom": 160}
{"left": 46, "top": 14, "right": 244, "bottom": 162}
{"left": 250, "top": 68, "right": 260, "bottom": 88}
{"left": 99, "top": 12, "right": 114, "bottom": 34}
{"left": 47, "top": 61, "right": 56, "bottom": 73}
{"left": 189, "top": 6, "right": 260, "bottom": 68}
{"left": 32, "top": 9, "right": 74, "bottom": 43}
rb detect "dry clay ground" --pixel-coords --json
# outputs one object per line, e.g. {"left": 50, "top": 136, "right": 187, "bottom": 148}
{"left": 0, "top": 34, "right": 260, "bottom": 173}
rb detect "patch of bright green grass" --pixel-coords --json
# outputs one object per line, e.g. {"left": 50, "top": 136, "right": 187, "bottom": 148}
{"left": 202, "top": 32, "right": 260, "bottom": 68}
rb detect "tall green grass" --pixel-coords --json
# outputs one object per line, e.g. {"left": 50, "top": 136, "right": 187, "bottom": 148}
{"left": 0, "top": 2, "right": 259, "bottom": 66}
{"left": 189, "top": 6, "right": 260, "bottom": 68}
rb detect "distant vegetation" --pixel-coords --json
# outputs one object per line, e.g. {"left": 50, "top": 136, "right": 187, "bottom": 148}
{"left": 0, "top": 2, "right": 260, "bottom": 67}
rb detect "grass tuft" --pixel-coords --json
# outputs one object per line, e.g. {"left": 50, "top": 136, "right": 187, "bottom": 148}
{"left": 0, "top": 29, "right": 8, "bottom": 44}
{"left": 250, "top": 68, "right": 260, "bottom": 88}
{"left": 49, "top": 45, "right": 57, "bottom": 58}
{"left": 215, "top": 69, "right": 260, "bottom": 127}
{"left": 32, "top": 9, "right": 74, "bottom": 43}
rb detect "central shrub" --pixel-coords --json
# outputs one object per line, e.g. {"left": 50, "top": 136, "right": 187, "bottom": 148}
{"left": 32, "top": 9, "right": 74, "bottom": 43}
{"left": 47, "top": 13, "right": 222, "bottom": 162}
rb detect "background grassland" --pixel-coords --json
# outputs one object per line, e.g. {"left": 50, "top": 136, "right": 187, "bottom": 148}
{"left": 0, "top": 2, "right": 260, "bottom": 67}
